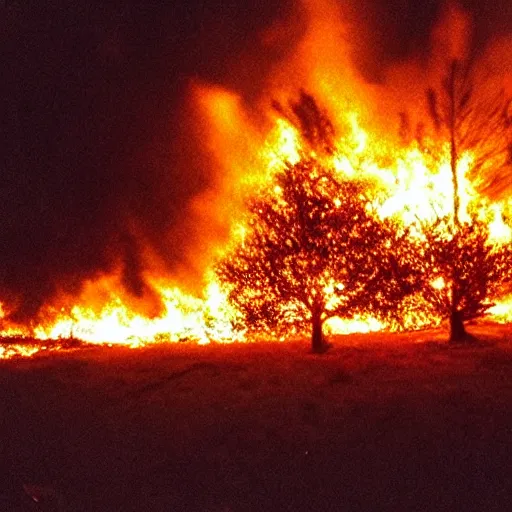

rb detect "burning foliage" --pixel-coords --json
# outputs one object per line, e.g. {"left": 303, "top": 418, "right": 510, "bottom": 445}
{"left": 216, "top": 158, "right": 420, "bottom": 352}
{"left": 419, "top": 57, "right": 512, "bottom": 342}
{"left": 215, "top": 148, "right": 512, "bottom": 351}
{"left": 418, "top": 216, "right": 512, "bottom": 342}
{"left": 215, "top": 58, "right": 512, "bottom": 350}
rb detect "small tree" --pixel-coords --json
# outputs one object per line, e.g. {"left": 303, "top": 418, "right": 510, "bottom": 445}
{"left": 418, "top": 215, "right": 512, "bottom": 341}
{"left": 424, "top": 59, "right": 512, "bottom": 342}
{"left": 216, "top": 158, "right": 418, "bottom": 353}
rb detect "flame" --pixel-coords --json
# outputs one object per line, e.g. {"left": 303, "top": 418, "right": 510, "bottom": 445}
{"left": 1, "top": 0, "right": 512, "bottom": 358}
{"left": 487, "top": 296, "right": 512, "bottom": 323}
{"left": 325, "top": 316, "right": 384, "bottom": 335}
{"left": 488, "top": 204, "right": 512, "bottom": 243}
{"left": 0, "top": 343, "right": 42, "bottom": 360}
{"left": 34, "top": 278, "right": 241, "bottom": 346}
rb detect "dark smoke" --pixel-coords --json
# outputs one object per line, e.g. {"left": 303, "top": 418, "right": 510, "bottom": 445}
{"left": 0, "top": 0, "right": 511, "bottom": 323}
{"left": 348, "top": 0, "right": 512, "bottom": 82}
{"left": 0, "top": 1, "right": 291, "bottom": 322}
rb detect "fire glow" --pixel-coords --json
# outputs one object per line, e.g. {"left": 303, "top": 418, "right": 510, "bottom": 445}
{"left": 1, "top": 0, "right": 512, "bottom": 358}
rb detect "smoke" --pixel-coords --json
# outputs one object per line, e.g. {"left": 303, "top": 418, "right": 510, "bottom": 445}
{"left": 1, "top": 0, "right": 511, "bottom": 324}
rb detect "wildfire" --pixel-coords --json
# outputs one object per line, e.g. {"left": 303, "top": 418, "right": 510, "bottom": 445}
{"left": 2, "top": 97, "right": 511, "bottom": 359}
{"left": 1, "top": 0, "right": 512, "bottom": 358}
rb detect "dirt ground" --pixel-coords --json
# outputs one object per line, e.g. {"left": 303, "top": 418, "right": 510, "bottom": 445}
{"left": 2, "top": 324, "right": 512, "bottom": 511}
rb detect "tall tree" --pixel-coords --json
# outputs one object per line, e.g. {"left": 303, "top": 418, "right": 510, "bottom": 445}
{"left": 427, "top": 59, "right": 512, "bottom": 219}
{"left": 216, "top": 158, "right": 418, "bottom": 353}
{"left": 425, "top": 59, "right": 512, "bottom": 342}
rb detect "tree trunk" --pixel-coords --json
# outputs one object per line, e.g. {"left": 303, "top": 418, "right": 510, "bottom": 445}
{"left": 311, "top": 310, "right": 326, "bottom": 353}
{"left": 449, "top": 60, "right": 461, "bottom": 228}
{"left": 449, "top": 309, "right": 467, "bottom": 343}
{"left": 448, "top": 239, "right": 474, "bottom": 344}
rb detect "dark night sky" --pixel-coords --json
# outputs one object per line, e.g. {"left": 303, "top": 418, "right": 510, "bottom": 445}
{"left": 1, "top": 0, "right": 511, "bottom": 322}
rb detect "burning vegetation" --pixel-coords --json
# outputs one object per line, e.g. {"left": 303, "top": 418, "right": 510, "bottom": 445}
{"left": 2, "top": 0, "right": 512, "bottom": 357}
{"left": 216, "top": 158, "right": 418, "bottom": 353}
{"left": 215, "top": 84, "right": 512, "bottom": 351}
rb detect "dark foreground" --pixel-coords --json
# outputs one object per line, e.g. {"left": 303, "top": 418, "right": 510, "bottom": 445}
{"left": 2, "top": 325, "right": 512, "bottom": 511}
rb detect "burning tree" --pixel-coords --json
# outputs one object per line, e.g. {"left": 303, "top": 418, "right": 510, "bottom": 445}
{"left": 216, "top": 158, "right": 418, "bottom": 353}
{"left": 427, "top": 59, "right": 512, "bottom": 214}
{"left": 418, "top": 215, "right": 512, "bottom": 341}
{"left": 421, "top": 59, "right": 512, "bottom": 342}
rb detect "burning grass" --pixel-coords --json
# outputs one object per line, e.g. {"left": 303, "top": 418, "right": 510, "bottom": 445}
{"left": 2, "top": 324, "right": 512, "bottom": 510}
{"left": 0, "top": 336, "right": 88, "bottom": 360}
